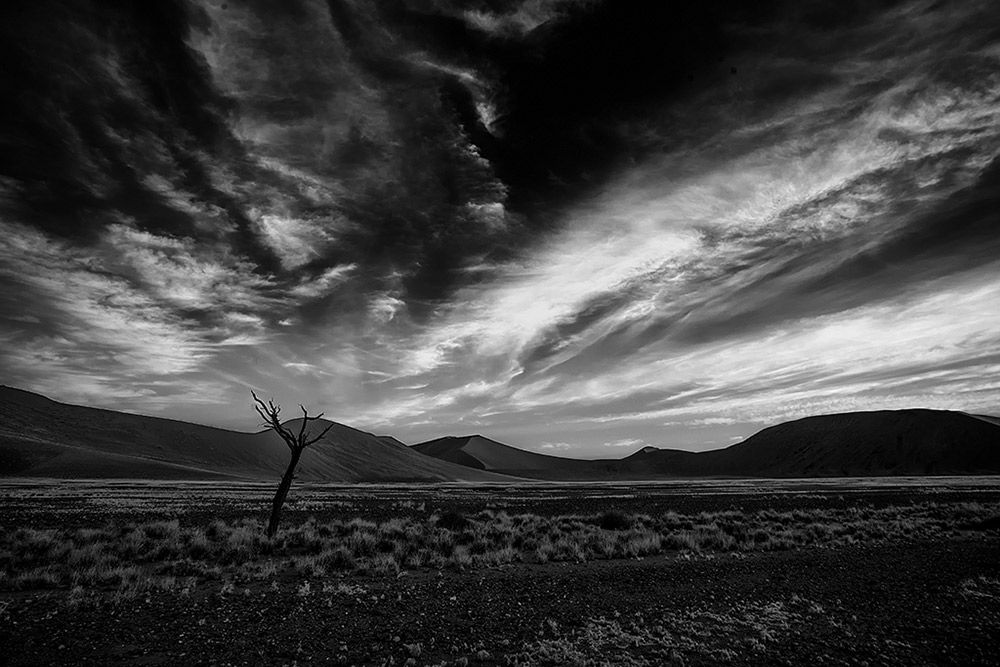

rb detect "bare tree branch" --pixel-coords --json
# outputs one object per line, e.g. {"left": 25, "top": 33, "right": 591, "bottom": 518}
{"left": 296, "top": 405, "right": 309, "bottom": 443}
{"left": 304, "top": 421, "right": 335, "bottom": 447}
{"left": 252, "top": 390, "right": 299, "bottom": 449}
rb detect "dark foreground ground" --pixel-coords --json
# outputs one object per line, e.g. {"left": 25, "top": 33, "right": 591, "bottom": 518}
{"left": 2, "top": 477, "right": 1000, "bottom": 666}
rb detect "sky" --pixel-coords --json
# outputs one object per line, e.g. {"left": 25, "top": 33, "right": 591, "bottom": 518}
{"left": 2, "top": 0, "right": 1000, "bottom": 457}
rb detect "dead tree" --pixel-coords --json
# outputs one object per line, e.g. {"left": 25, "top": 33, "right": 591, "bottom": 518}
{"left": 252, "top": 390, "right": 334, "bottom": 538}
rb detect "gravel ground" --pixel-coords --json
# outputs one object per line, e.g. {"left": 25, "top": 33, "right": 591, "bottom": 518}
{"left": 3, "top": 479, "right": 1000, "bottom": 666}
{"left": 3, "top": 539, "right": 1000, "bottom": 666}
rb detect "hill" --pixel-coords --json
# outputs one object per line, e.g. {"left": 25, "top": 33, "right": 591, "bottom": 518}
{"left": 0, "top": 386, "right": 511, "bottom": 482}
{"left": 690, "top": 409, "right": 1000, "bottom": 477}
{"left": 4, "top": 386, "right": 997, "bottom": 481}
{"left": 414, "top": 409, "right": 1000, "bottom": 479}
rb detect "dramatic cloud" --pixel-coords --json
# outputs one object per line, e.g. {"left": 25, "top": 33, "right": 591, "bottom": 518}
{"left": 1, "top": 0, "right": 998, "bottom": 454}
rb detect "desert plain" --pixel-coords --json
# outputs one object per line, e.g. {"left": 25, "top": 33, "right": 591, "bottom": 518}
{"left": 2, "top": 477, "right": 1000, "bottom": 666}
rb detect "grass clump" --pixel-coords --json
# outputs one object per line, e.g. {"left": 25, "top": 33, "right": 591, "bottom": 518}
{"left": 435, "top": 511, "right": 471, "bottom": 531}
{"left": 2, "top": 501, "right": 997, "bottom": 592}
{"left": 596, "top": 510, "right": 634, "bottom": 531}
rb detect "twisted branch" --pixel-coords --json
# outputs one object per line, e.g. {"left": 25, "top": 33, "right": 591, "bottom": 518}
{"left": 251, "top": 390, "right": 332, "bottom": 450}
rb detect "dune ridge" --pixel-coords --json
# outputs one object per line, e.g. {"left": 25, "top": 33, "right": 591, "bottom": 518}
{"left": 415, "top": 409, "right": 1000, "bottom": 479}
{"left": 3, "top": 386, "right": 998, "bottom": 480}
{"left": 0, "top": 386, "right": 510, "bottom": 482}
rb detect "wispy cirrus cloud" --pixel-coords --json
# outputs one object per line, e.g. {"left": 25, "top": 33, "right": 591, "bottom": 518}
{"left": 1, "top": 0, "right": 999, "bottom": 455}
{"left": 0, "top": 223, "right": 210, "bottom": 401}
{"left": 315, "top": 0, "right": 1000, "bottom": 453}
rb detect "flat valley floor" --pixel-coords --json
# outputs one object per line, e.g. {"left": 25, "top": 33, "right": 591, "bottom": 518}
{"left": 2, "top": 478, "right": 1000, "bottom": 666}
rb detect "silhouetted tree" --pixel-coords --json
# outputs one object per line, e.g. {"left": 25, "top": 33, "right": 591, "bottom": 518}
{"left": 252, "top": 390, "right": 334, "bottom": 538}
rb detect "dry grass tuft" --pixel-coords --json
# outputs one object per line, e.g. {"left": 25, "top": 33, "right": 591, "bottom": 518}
{"left": 2, "top": 501, "right": 996, "bottom": 592}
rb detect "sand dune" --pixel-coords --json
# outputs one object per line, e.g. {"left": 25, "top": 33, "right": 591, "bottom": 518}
{"left": 0, "top": 387, "right": 510, "bottom": 482}
{"left": 413, "top": 435, "right": 601, "bottom": 473}
{"left": 692, "top": 409, "right": 1000, "bottom": 477}
{"left": 415, "top": 409, "right": 1000, "bottom": 479}
{"left": 967, "top": 413, "right": 1000, "bottom": 428}
{"left": 4, "top": 386, "right": 997, "bottom": 481}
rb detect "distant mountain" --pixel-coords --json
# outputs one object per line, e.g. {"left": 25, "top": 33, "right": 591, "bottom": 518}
{"left": 0, "top": 386, "right": 511, "bottom": 482}
{"left": 415, "top": 409, "right": 1000, "bottom": 479}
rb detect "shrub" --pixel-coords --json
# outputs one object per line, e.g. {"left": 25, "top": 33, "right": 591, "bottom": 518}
{"left": 5, "top": 499, "right": 1000, "bottom": 592}
{"left": 437, "top": 511, "right": 471, "bottom": 532}
{"left": 317, "top": 546, "right": 355, "bottom": 571}
{"left": 597, "top": 511, "right": 633, "bottom": 531}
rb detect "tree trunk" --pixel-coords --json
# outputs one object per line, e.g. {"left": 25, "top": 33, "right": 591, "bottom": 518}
{"left": 266, "top": 447, "right": 302, "bottom": 538}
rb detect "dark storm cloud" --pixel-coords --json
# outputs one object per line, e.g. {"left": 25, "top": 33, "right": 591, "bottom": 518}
{"left": 491, "top": 0, "right": 1000, "bottom": 375}
{"left": 357, "top": 0, "right": 782, "bottom": 212}
{"left": 1, "top": 1, "right": 246, "bottom": 234}
{"left": 0, "top": 0, "right": 525, "bottom": 410}
{"left": 198, "top": 0, "right": 521, "bottom": 310}
{"left": 0, "top": 0, "right": 515, "bottom": 311}
{"left": 1, "top": 0, "right": 999, "bottom": 453}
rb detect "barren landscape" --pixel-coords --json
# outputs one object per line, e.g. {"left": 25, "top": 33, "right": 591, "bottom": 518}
{"left": 2, "top": 388, "right": 999, "bottom": 666}
{"left": 3, "top": 0, "right": 1000, "bottom": 664}
{"left": 3, "top": 478, "right": 1000, "bottom": 666}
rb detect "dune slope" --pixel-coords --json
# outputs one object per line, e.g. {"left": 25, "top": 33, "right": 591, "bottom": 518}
{"left": 693, "top": 409, "right": 1000, "bottom": 477}
{"left": 0, "top": 386, "right": 510, "bottom": 482}
{"left": 412, "top": 435, "right": 615, "bottom": 479}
